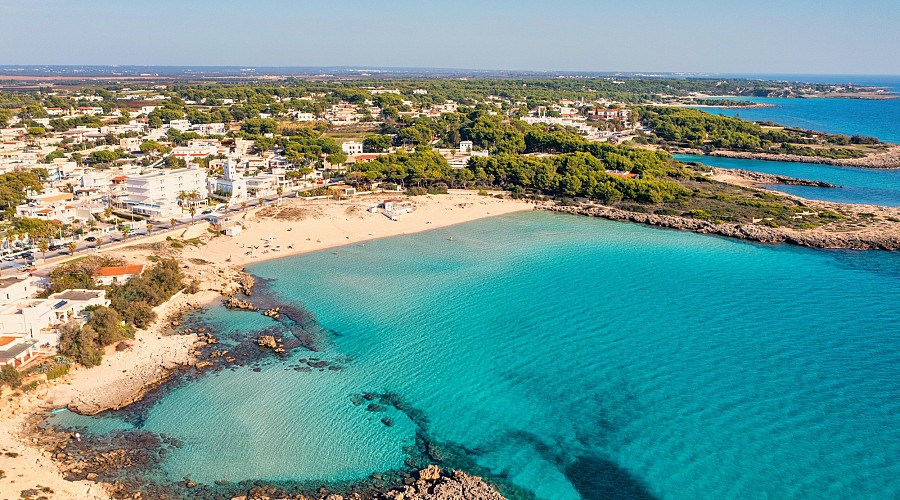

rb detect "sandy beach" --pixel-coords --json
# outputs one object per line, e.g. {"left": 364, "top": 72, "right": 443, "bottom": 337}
{"left": 0, "top": 190, "right": 530, "bottom": 499}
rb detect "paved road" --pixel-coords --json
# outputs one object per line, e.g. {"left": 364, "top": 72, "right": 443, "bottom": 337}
{"left": 0, "top": 186, "right": 324, "bottom": 272}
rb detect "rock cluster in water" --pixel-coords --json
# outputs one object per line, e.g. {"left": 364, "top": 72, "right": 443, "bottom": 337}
{"left": 378, "top": 465, "right": 506, "bottom": 500}
{"left": 226, "top": 296, "right": 259, "bottom": 311}
{"left": 256, "top": 335, "right": 286, "bottom": 353}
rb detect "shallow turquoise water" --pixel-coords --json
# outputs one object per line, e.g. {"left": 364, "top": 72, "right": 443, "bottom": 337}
{"left": 674, "top": 154, "right": 900, "bottom": 206}
{"left": 54, "top": 212, "right": 900, "bottom": 499}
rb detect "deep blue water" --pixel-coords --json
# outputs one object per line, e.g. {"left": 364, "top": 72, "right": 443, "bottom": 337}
{"left": 693, "top": 76, "right": 900, "bottom": 143}
{"left": 674, "top": 154, "right": 900, "bottom": 206}
{"left": 53, "top": 212, "right": 900, "bottom": 499}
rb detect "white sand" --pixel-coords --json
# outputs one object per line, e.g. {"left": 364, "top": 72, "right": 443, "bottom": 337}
{"left": 182, "top": 190, "right": 533, "bottom": 269}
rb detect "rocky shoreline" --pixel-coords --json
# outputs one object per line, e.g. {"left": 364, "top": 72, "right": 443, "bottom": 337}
{"left": 707, "top": 167, "right": 837, "bottom": 187}
{"left": 689, "top": 146, "right": 900, "bottom": 169}
{"left": 543, "top": 204, "right": 900, "bottom": 250}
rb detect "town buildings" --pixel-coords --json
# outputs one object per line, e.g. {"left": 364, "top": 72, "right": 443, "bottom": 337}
{"left": 122, "top": 165, "right": 208, "bottom": 218}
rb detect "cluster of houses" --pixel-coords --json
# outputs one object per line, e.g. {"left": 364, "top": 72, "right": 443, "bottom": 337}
{"left": 0, "top": 264, "right": 142, "bottom": 368}
{"left": 0, "top": 86, "right": 644, "bottom": 261}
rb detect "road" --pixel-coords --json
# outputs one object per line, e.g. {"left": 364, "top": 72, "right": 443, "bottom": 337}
{"left": 0, "top": 186, "right": 322, "bottom": 272}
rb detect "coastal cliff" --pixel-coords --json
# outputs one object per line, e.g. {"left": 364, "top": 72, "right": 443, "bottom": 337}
{"left": 543, "top": 204, "right": 900, "bottom": 250}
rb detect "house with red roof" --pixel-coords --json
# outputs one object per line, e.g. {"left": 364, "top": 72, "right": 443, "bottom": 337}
{"left": 93, "top": 265, "right": 144, "bottom": 286}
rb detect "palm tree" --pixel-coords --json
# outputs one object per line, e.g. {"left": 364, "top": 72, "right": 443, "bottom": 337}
{"left": 188, "top": 205, "right": 197, "bottom": 224}
{"left": 37, "top": 239, "right": 49, "bottom": 261}
{"left": 121, "top": 226, "right": 130, "bottom": 240}
{"left": 170, "top": 218, "right": 178, "bottom": 228}
{"left": 96, "top": 236, "right": 103, "bottom": 249}
{"left": 146, "top": 222, "right": 154, "bottom": 235}
{"left": 241, "top": 201, "right": 248, "bottom": 212}
{"left": 67, "top": 241, "right": 77, "bottom": 256}
{"left": 103, "top": 206, "right": 113, "bottom": 221}
{"left": 177, "top": 191, "right": 189, "bottom": 212}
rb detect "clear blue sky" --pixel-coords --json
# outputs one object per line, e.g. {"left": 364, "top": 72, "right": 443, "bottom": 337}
{"left": 2, "top": 0, "right": 898, "bottom": 74}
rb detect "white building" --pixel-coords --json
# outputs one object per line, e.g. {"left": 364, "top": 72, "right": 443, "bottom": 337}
{"left": 459, "top": 140, "right": 473, "bottom": 153}
{"left": 342, "top": 141, "right": 364, "bottom": 155}
{"left": 0, "top": 277, "right": 38, "bottom": 305}
{"left": 0, "top": 335, "right": 38, "bottom": 368}
{"left": 207, "top": 162, "right": 248, "bottom": 201}
{"left": 0, "top": 289, "right": 109, "bottom": 347}
{"left": 123, "top": 165, "right": 208, "bottom": 218}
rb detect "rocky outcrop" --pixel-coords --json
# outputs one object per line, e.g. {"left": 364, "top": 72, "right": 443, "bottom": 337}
{"left": 544, "top": 204, "right": 900, "bottom": 250}
{"left": 225, "top": 297, "right": 258, "bottom": 311}
{"left": 709, "top": 167, "right": 836, "bottom": 187}
{"left": 256, "top": 336, "right": 277, "bottom": 349}
{"left": 256, "top": 335, "right": 285, "bottom": 353}
{"left": 696, "top": 146, "right": 900, "bottom": 169}
{"left": 263, "top": 307, "right": 280, "bottom": 319}
{"left": 378, "top": 466, "right": 506, "bottom": 500}
{"left": 239, "top": 272, "right": 255, "bottom": 296}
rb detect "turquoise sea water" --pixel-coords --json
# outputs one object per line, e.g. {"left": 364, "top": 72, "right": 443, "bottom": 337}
{"left": 693, "top": 77, "right": 900, "bottom": 143}
{"left": 53, "top": 212, "right": 900, "bottom": 499}
{"left": 674, "top": 154, "right": 900, "bottom": 206}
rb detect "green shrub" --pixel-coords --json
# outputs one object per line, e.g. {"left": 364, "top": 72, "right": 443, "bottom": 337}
{"left": 44, "top": 365, "right": 69, "bottom": 380}
{"left": 0, "top": 365, "right": 22, "bottom": 389}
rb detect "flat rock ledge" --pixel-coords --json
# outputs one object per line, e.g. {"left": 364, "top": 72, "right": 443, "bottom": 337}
{"left": 709, "top": 167, "right": 836, "bottom": 187}
{"left": 544, "top": 204, "right": 900, "bottom": 250}
{"left": 691, "top": 146, "right": 900, "bottom": 169}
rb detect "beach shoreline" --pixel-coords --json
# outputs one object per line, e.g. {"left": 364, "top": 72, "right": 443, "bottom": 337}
{"left": 0, "top": 190, "right": 531, "bottom": 499}
{"left": 3, "top": 186, "right": 897, "bottom": 498}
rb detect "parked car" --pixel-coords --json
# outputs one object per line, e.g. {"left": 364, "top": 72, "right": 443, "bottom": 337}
{"left": 85, "top": 236, "right": 97, "bottom": 242}
{"left": 49, "top": 244, "right": 62, "bottom": 251}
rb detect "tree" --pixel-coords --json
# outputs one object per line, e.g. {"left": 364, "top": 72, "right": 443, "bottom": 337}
{"left": 58, "top": 321, "right": 103, "bottom": 367}
{"left": 188, "top": 205, "right": 197, "bottom": 223}
{"left": 165, "top": 155, "right": 187, "bottom": 169}
{"left": 67, "top": 241, "right": 77, "bottom": 255}
{"left": 139, "top": 140, "right": 168, "bottom": 156}
{"left": 86, "top": 306, "right": 129, "bottom": 346}
{"left": 96, "top": 236, "right": 103, "bottom": 249}
{"left": 146, "top": 222, "right": 153, "bottom": 234}
{"left": 326, "top": 152, "right": 348, "bottom": 165}
{"left": 103, "top": 206, "right": 113, "bottom": 220}
{"left": 363, "top": 134, "right": 393, "bottom": 153}
{"left": 121, "top": 226, "right": 130, "bottom": 239}
{"left": 170, "top": 218, "right": 178, "bottom": 228}
{"left": 37, "top": 239, "right": 49, "bottom": 261}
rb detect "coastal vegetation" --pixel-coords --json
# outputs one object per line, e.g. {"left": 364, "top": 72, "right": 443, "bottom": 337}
{"left": 45, "top": 256, "right": 187, "bottom": 366}
{"left": 344, "top": 125, "right": 835, "bottom": 229}
{"left": 636, "top": 107, "right": 883, "bottom": 159}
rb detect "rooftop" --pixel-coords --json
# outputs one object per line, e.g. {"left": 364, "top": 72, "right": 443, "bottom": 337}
{"left": 93, "top": 265, "right": 144, "bottom": 277}
{"left": 51, "top": 289, "right": 106, "bottom": 301}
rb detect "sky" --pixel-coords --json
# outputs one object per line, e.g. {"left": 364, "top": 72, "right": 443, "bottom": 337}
{"left": 1, "top": 0, "right": 899, "bottom": 74}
